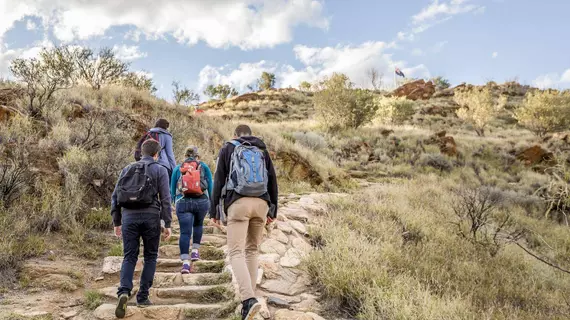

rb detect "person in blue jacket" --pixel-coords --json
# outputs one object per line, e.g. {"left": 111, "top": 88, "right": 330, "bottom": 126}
{"left": 170, "top": 146, "right": 213, "bottom": 274}
{"left": 149, "top": 119, "right": 176, "bottom": 179}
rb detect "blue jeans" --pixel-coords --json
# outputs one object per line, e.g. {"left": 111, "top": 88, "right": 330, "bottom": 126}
{"left": 176, "top": 197, "right": 210, "bottom": 260}
{"left": 117, "top": 213, "right": 161, "bottom": 302}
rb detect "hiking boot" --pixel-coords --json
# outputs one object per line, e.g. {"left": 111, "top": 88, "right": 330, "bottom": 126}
{"left": 115, "top": 294, "right": 129, "bottom": 318}
{"left": 137, "top": 299, "right": 153, "bottom": 308}
{"left": 241, "top": 298, "right": 261, "bottom": 320}
{"left": 190, "top": 251, "right": 200, "bottom": 261}
{"left": 181, "top": 263, "right": 191, "bottom": 274}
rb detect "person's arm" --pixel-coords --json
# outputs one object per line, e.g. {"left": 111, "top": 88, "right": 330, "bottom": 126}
{"left": 157, "top": 166, "right": 172, "bottom": 228}
{"left": 164, "top": 134, "right": 176, "bottom": 170}
{"left": 265, "top": 150, "right": 279, "bottom": 217}
{"left": 210, "top": 145, "right": 229, "bottom": 219}
{"left": 170, "top": 165, "right": 180, "bottom": 201}
{"left": 111, "top": 167, "right": 127, "bottom": 227}
{"left": 202, "top": 162, "right": 214, "bottom": 198}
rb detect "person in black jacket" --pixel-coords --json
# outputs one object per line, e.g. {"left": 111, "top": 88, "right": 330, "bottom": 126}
{"left": 210, "top": 124, "right": 278, "bottom": 320}
{"left": 111, "top": 139, "right": 172, "bottom": 318}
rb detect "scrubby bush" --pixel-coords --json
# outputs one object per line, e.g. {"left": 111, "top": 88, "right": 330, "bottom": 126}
{"left": 121, "top": 71, "right": 156, "bottom": 93}
{"left": 374, "top": 96, "right": 416, "bottom": 124}
{"left": 292, "top": 131, "right": 327, "bottom": 150}
{"left": 313, "top": 73, "right": 378, "bottom": 130}
{"left": 454, "top": 87, "right": 506, "bottom": 136}
{"left": 515, "top": 90, "right": 570, "bottom": 137}
{"left": 299, "top": 81, "right": 312, "bottom": 92}
{"left": 420, "top": 153, "right": 453, "bottom": 172}
{"left": 432, "top": 76, "right": 451, "bottom": 90}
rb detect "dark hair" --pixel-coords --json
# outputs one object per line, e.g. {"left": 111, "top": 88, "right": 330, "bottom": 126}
{"left": 234, "top": 124, "right": 252, "bottom": 137}
{"left": 155, "top": 118, "right": 169, "bottom": 130}
{"left": 185, "top": 146, "right": 199, "bottom": 158}
{"left": 142, "top": 139, "right": 161, "bottom": 157}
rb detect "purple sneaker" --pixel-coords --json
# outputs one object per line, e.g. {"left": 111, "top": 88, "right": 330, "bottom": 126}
{"left": 191, "top": 251, "right": 200, "bottom": 261}
{"left": 181, "top": 264, "right": 191, "bottom": 274}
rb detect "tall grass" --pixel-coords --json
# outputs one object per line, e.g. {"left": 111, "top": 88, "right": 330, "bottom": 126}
{"left": 308, "top": 174, "right": 570, "bottom": 319}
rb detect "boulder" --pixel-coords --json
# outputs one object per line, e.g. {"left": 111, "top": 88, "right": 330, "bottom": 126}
{"left": 276, "top": 221, "right": 294, "bottom": 234}
{"left": 516, "top": 145, "right": 556, "bottom": 167}
{"left": 261, "top": 269, "right": 309, "bottom": 296}
{"left": 280, "top": 248, "right": 303, "bottom": 268}
{"left": 292, "top": 238, "right": 312, "bottom": 254}
{"left": 269, "top": 229, "right": 290, "bottom": 244}
{"left": 260, "top": 239, "right": 288, "bottom": 256}
{"left": 267, "top": 296, "right": 291, "bottom": 308}
{"left": 288, "top": 220, "right": 308, "bottom": 235}
{"left": 393, "top": 79, "right": 436, "bottom": 100}
{"left": 101, "top": 256, "right": 123, "bottom": 274}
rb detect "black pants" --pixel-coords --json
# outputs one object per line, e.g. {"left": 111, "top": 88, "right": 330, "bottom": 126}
{"left": 117, "top": 212, "right": 161, "bottom": 302}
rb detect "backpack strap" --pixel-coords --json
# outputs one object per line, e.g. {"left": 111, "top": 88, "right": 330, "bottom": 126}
{"left": 229, "top": 140, "right": 241, "bottom": 147}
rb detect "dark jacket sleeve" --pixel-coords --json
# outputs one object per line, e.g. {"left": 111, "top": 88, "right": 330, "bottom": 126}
{"left": 157, "top": 165, "right": 173, "bottom": 228}
{"left": 111, "top": 167, "right": 127, "bottom": 227}
{"left": 265, "top": 150, "right": 279, "bottom": 217}
{"left": 210, "top": 145, "right": 229, "bottom": 218}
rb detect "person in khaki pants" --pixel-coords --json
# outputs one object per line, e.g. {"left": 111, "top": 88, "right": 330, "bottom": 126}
{"left": 210, "top": 125, "right": 278, "bottom": 320}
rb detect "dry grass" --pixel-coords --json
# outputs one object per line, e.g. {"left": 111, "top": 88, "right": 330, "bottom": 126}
{"left": 308, "top": 174, "right": 570, "bottom": 319}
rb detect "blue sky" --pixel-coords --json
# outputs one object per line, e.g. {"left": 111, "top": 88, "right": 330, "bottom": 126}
{"left": 0, "top": 0, "right": 569, "bottom": 101}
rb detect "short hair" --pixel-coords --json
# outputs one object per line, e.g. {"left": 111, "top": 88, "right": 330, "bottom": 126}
{"left": 185, "top": 146, "right": 199, "bottom": 158}
{"left": 142, "top": 139, "right": 161, "bottom": 157}
{"left": 155, "top": 118, "right": 169, "bottom": 130}
{"left": 234, "top": 124, "right": 252, "bottom": 137}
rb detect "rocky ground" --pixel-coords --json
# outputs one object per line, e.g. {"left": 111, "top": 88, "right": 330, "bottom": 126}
{"left": 1, "top": 193, "right": 333, "bottom": 320}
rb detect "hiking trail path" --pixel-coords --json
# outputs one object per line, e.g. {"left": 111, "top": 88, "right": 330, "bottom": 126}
{"left": 90, "top": 193, "right": 332, "bottom": 320}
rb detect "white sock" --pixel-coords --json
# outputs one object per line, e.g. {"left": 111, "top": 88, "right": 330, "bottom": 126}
{"left": 183, "top": 259, "right": 190, "bottom": 266}
{"left": 191, "top": 248, "right": 198, "bottom": 254}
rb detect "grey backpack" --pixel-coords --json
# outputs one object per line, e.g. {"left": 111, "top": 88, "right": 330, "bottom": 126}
{"left": 225, "top": 140, "right": 268, "bottom": 197}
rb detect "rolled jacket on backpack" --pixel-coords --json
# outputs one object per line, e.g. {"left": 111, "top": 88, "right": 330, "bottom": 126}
{"left": 210, "top": 136, "right": 278, "bottom": 220}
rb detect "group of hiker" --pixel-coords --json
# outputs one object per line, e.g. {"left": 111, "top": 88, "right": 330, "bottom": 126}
{"left": 110, "top": 119, "right": 278, "bottom": 320}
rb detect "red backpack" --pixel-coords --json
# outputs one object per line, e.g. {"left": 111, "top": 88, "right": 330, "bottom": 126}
{"left": 178, "top": 160, "right": 204, "bottom": 196}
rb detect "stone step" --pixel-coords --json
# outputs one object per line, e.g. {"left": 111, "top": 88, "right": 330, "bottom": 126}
{"left": 98, "top": 284, "right": 234, "bottom": 305}
{"left": 93, "top": 302, "right": 237, "bottom": 320}
{"left": 162, "top": 234, "right": 227, "bottom": 247}
{"left": 159, "top": 245, "right": 225, "bottom": 261}
{"left": 116, "top": 272, "right": 232, "bottom": 288}
{"left": 102, "top": 257, "right": 225, "bottom": 275}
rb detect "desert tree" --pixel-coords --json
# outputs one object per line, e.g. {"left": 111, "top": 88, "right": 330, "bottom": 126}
{"left": 454, "top": 87, "right": 506, "bottom": 136}
{"left": 10, "top": 46, "right": 76, "bottom": 117}
{"left": 257, "top": 72, "right": 276, "bottom": 91}
{"left": 203, "top": 84, "right": 239, "bottom": 100}
{"left": 432, "top": 76, "right": 451, "bottom": 90}
{"left": 72, "top": 47, "right": 129, "bottom": 90}
{"left": 515, "top": 90, "right": 570, "bottom": 137}
{"left": 172, "top": 81, "right": 200, "bottom": 105}
{"left": 121, "top": 72, "right": 156, "bottom": 93}
{"left": 366, "top": 67, "right": 382, "bottom": 90}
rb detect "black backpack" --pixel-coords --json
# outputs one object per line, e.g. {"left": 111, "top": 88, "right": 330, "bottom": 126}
{"left": 134, "top": 131, "right": 160, "bottom": 161}
{"left": 117, "top": 162, "right": 158, "bottom": 209}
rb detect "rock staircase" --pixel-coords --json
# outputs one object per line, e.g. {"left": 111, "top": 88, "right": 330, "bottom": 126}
{"left": 91, "top": 194, "right": 331, "bottom": 320}
{"left": 92, "top": 224, "right": 238, "bottom": 320}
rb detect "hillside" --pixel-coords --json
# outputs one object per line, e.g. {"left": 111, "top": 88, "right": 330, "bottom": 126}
{"left": 1, "top": 76, "right": 570, "bottom": 319}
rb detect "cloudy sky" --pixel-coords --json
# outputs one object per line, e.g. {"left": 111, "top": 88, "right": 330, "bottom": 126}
{"left": 0, "top": 0, "right": 568, "bottom": 100}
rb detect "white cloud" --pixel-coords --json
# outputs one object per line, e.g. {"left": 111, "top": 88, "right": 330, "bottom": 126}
{"left": 0, "top": 40, "right": 53, "bottom": 77}
{"left": 198, "top": 61, "right": 277, "bottom": 92}
{"left": 533, "top": 69, "right": 570, "bottom": 89}
{"left": 398, "top": 0, "right": 484, "bottom": 41}
{"left": 26, "top": 19, "right": 37, "bottom": 30}
{"left": 432, "top": 41, "right": 448, "bottom": 53}
{"left": 412, "top": 0, "right": 481, "bottom": 24}
{"left": 0, "top": 0, "right": 329, "bottom": 50}
{"left": 112, "top": 45, "right": 147, "bottom": 61}
{"left": 198, "top": 42, "right": 430, "bottom": 92}
{"left": 411, "top": 48, "right": 424, "bottom": 56}
{"left": 492, "top": 51, "right": 498, "bottom": 58}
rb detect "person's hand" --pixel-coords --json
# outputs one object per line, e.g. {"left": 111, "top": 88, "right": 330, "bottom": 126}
{"left": 266, "top": 217, "right": 274, "bottom": 225}
{"left": 114, "top": 226, "right": 122, "bottom": 238}
{"left": 209, "top": 218, "right": 219, "bottom": 226}
{"left": 163, "top": 228, "right": 172, "bottom": 241}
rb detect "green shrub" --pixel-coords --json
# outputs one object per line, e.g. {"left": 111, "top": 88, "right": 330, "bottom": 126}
{"left": 313, "top": 73, "right": 378, "bottom": 130}
{"left": 454, "top": 88, "right": 506, "bottom": 136}
{"left": 374, "top": 96, "right": 416, "bottom": 124}
{"left": 84, "top": 290, "right": 104, "bottom": 310}
{"left": 292, "top": 131, "right": 327, "bottom": 150}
